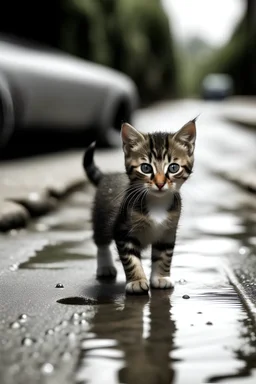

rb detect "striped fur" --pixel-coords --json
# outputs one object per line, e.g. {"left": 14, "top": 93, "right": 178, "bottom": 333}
{"left": 83, "top": 119, "right": 197, "bottom": 294}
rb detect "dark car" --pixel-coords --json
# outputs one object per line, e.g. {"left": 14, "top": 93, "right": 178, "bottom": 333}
{"left": 201, "top": 73, "right": 234, "bottom": 101}
{"left": 0, "top": 35, "right": 139, "bottom": 150}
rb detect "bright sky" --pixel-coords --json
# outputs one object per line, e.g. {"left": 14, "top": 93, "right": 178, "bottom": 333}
{"left": 161, "top": 0, "right": 246, "bottom": 47}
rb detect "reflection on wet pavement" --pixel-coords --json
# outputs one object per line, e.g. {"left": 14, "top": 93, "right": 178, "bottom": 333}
{"left": 74, "top": 250, "right": 256, "bottom": 384}
{"left": 19, "top": 239, "right": 95, "bottom": 270}
{"left": 76, "top": 292, "right": 176, "bottom": 384}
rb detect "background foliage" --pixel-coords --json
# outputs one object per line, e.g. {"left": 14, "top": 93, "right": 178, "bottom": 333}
{"left": 0, "top": 1, "right": 254, "bottom": 101}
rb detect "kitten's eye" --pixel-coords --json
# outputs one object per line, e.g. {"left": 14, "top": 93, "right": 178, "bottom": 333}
{"left": 140, "top": 163, "right": 153, "bottom": 174}
{"left": 168, "top": 163, "right": 180, "bottom": 173}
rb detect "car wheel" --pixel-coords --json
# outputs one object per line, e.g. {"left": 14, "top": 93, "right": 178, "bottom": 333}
{"left": 0, "top": 76, "right": 14, "bottom": 149}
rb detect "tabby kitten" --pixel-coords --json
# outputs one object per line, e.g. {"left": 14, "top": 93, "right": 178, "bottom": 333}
{"left": 83, "top": 119, "right": 197, "bottom": 294}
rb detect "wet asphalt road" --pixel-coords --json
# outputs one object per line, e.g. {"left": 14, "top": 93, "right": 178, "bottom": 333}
{"left": 0, "top": 100, "right": 256, "bottom": 384}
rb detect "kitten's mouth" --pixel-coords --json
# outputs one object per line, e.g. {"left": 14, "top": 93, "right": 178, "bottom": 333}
{"left": 150, "top": 189, "right": 169, "bottom": 196}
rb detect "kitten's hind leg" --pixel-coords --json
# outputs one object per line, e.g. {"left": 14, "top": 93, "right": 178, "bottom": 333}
{"left": 96, "top": 245, "right": 117, "bottom": 279}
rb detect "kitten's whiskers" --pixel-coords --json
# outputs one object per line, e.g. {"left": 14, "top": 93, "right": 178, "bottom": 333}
{"left": 120, "top": 186, "right": 143, "bottom": 213}
{"left": 130, "top": 188, "right": 145, "bottom": 214}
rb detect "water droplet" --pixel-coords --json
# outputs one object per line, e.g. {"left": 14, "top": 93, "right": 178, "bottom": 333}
{"left": 239, "top": 246, "right": 250, "bottom": 256}
{"left": 190, "top": 324, "right": 194, "bottom": 327}
{"left": 46, "top": 329, "right": 54, "bottom": 336}
{"left": 72, "top": 313, "right": 79, "bottom": 320}
{"left": 206, "top": 321, "right": 213, "bottom": 326}
{"left": 108, "top": 188, "right": 113, "bottom": 194}
{"left": 179, "top": 279, "right": 187, "bottom": 285}
{"left": 61, "top": 352, "right": 71, "bottom": 361}
{"left": 19, "top": 314, "right": 28, "bottom": 323}
{"left": 68, "top": 332, "right": 76, "bottom": 341}
{"left": 60, "top": 320, "right": 68, "bottom": 328}
{"left": 41, "top": 363, "right": 54, "bottom": 375}
{"left": 9, "top": 264, "right": 18, "bottom": 272}
{"left": 182, "top": 294, "right": 190, "bottom": 299}
{"left": 10, "top": 321, "right": 20, "bottom": 329}
{"left": 55, "top": 283, "right": 64, "bottom": 288}
{"left": 80, "top": 319, "right": 87, "bottom": 326}
{"left": 81, "top": 312, "right": 87, "bottom": 318}
{"left": 73, "top": 320, "right": 79, "bottom": 326}
{"left": 54, "top": 326, "right": 61, "bottom": 332}
{"left": 197, "top": 311, "right": 202, "bottom": 314}
{"left": 22, "top": 337, "right": 35, "bottom": 346}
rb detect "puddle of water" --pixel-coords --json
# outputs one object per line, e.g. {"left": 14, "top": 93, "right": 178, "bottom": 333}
{"left": 57, "top": 297, "right": 98, "bottom": 306}
{"left": 74, "top": 254, "right": 256, "bottom": 384}
{"left": 194, "top": 214, "right": 244, "bottom": 236}
{"left": 175, "top": 237, "right": 240, "bottom": 257}
{"left": 19, "top": 240, "right": 95, "bottom": 270}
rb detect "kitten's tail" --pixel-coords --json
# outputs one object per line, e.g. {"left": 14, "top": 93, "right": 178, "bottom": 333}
{"left": 83, "top": 141, "right": 103, "bottom": 187}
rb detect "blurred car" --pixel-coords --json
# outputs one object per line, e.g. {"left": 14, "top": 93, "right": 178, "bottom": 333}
{"left": 0, "top": 35, "right": 139, "bottom": 149}
{"left": 201, "top": 73, "right": 234, "bottom": 100}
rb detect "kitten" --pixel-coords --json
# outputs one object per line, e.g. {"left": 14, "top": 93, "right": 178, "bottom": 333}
{"left": 83, "top": 119, "right": 197, "bottom": 295}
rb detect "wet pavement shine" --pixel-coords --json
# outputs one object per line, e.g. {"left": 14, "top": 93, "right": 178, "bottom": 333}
{"left": 0, "top": 100, "right": 256, "bottom": 384}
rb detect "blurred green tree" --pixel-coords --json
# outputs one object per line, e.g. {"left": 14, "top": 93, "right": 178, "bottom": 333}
{"left": 194, "top": 0, "right": 256, "bottom": 96}
{"left": 60, "top": 0, "right": 177, "bottom": 105}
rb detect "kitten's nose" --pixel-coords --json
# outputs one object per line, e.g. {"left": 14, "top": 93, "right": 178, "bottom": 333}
{"left": 156, "top": 182, "right": 165, "bottom": 190}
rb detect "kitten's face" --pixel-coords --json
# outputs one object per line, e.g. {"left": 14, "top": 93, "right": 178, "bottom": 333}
{"left": 121, "top": 121, "right": 196, "bottom": 197}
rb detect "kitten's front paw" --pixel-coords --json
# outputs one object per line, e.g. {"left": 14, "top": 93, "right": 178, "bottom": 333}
{"left": 96, "top": 266, "right": 117, "bottom": 279}
{"left": 150, "top": 276, "right": 173, "bottom": 289}
{"left": 125, "top": 279, "right": 149, "bottom": 295}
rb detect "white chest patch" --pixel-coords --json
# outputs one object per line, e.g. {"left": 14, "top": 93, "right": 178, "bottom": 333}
{"left": 137, "top": 193, "right": 173, "bottom": 247}
{"left": 149, "top": 208, "right": 168, "bottom": 225}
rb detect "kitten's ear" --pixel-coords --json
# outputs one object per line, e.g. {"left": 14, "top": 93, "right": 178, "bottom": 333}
{"left": 121, "top": 122, "right": 145, "bottom": 152}
{"left": 173, "top": 117, "right": 197, "bottom": 155}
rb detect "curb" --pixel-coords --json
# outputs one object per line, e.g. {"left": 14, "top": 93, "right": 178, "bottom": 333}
{"left": 224, "top": 263, "right": 256, "bottom": 326}
{"left": 0, "top": 178, "right": 86, "bottom": 232}
{"left": 225, "top": 117, "right": 256, "bottom": 130}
